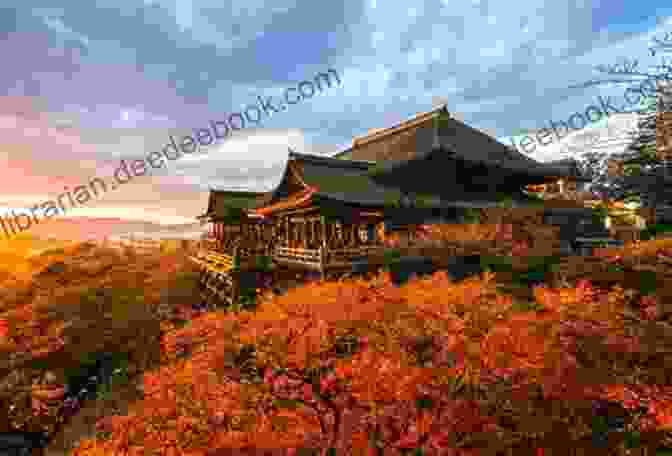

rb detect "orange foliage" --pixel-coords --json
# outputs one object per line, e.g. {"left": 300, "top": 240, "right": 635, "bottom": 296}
{"left": 70, "top": 245, "right": 672, "bottom": 455}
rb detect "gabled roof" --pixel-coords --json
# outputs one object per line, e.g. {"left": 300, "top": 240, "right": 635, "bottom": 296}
{"left": 290, "top": 151, "right": 404, "bottom": 207}
{"left": 251, "top": 150, "right": 548, "bottom": 216}
{"left": 343, "top": 105, "right": 588, "bottom": 181}
{"left": 199, "top": 189, "right": 270, "bottom": 221}
{"left": 332, "top": 147, "right": 354, "bottom": 160}
{"left": 253, "top": 151, "right": 406, "bottom": 214}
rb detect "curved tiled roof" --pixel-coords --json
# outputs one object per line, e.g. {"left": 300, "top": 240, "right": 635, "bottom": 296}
{"left": 343, "top": 105, "right": 587, "bottom": 181}
{"left": 254, "top": 187, "right": 316, "bottom": 216}
{"left": 200, "top": 189, "right": 270, "bottom": 220}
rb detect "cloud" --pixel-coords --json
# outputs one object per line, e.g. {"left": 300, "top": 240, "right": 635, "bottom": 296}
{"left": 0, "top": 0, "right": 669, "bottom": 222}
{"left": 39, "top": 14, "right": 90, "bottom": 48}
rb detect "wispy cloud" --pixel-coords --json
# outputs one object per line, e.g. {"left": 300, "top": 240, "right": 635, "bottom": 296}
{"left": 0, "top": 0, "right": 670, "bottom": 223}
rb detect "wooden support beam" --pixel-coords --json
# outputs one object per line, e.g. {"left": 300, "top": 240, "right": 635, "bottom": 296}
{"left": 286, "top": 216, "right": 290, "bottom": 244}
{"left": 302, "top": 219, "right": 308, "bottom": 248}
{"left": 321, "top": 216, "right": 327, "bottom": 249}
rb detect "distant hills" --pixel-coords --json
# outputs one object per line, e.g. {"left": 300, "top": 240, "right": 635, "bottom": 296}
{"left": 25, "top": 217, "right": 205, "bottom": 241}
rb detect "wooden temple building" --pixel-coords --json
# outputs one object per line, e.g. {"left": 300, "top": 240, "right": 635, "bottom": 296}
{"left": 194, "top": 105, "right": 606, "bottom": 305}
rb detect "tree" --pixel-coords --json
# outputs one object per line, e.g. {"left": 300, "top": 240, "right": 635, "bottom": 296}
{"left": 566, "top": 30, "right": 672, "bottom": 206}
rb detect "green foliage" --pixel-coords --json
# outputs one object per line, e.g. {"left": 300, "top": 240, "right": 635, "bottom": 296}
{"left": 111, "top": 289, "right": 144, "bottom": 320}
{"left": 414, "top": 193, "right": 440, "bottom": 208}
{"left": 416, "top": 397, "right": 433, "bottom": 409}
{"left": 511, "top": 300, "right": 545, "bottom": 312}
{"left": 607, "top": 264, "right": 625, "bottom": 273}
{"left": 272, "top": 399, "right": 302, "bottom": 409}
{"left": 624, "top": 430, "right": 642, "bottom": 449}
{"left": 638, "top": 271, "right": 658, "bottom": 295}
{"left": 63, "top": 351, "right": 131, "bottom": 399}
{"left": 80, "top": 287, "right": 144, "bottom": 316}
{"left": 381, "top": 192, "right": 402, "bottom": 208}
{"left": 434, "top": 108, "right": 451, "bottom": 134}
{"left": 236, "top": 287, "right": 257, "bottom": 311}
{"left": 96, "top": 382, "right": 113, "bottom": 401}
{"left": 592, "top": 203, "right": 609, "bottom": 223}
{"left": 516, "top": 269, "right": 547, "bottom": 283}
{"left": 174, "top": 270, "right": 200, "bottom": 289}
{"left": 255, "top": 255, "right": 274, "bottom": 272}
{"left": 382, "top": 249, "right": 402, "bottom": 269}
{"left": 480, "top": 255, "right": 513, "bottom": 273}
{"left": 642, "top": 223, "right": 672, "bottom": 239}
{"left": 461, "top": 208, "right": 481, "bottom": 223}
{"left": 95, "top": 431, "right": 112, "bottom": 441}
{"left": 368, "top": 162, "right": 388, "bottom": 177}
{"left": 496, "top": 193, "right": 516, "bottom": 208}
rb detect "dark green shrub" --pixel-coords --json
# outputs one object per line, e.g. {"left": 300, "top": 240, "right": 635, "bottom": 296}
{"left": 638, "top": 271, "right": 658, "bottom": 295}
{"left": 461, "top": 208, "right": 481, "bottom": 223}
{"left": 480, "top": 255, "right": 513, "bottom": 273}
{"left": 255, "top": 255, "right": 273, "bottom": 272}
{"left": 642, "top": 223, "right": 672, "bottom": 239}
{"left": 382, "top": 249, "right": 402, "bottom": 269}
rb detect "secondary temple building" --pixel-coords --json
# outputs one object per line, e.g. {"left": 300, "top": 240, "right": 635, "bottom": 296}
{"left": 197, "top": 105, "right": 600, "bottom": 278}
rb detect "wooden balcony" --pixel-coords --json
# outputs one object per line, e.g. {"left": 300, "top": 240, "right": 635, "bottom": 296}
{"left": 272, "top": 245, "right": 389, "bottom": 272}
{"left": 323, "top": 245, "right": 388, "bottom": 269}
{"left": 273, "top": 246, "right": 321, "bottom": 270}
{"left": 190, "top": 250, "right": 235, "bottom": 274}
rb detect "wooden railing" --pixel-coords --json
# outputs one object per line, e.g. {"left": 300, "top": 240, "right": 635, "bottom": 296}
{"left": 273, "top": 246, "right": 322, "bottom": 270}
{"left": 271, "top": 245, "right": 389, "bottom": 271}
{"left": 325, "top": 245, "right": 387, "bottom": 264}
{"left": 190, "top": 250, "right": 235, "bottom": 274}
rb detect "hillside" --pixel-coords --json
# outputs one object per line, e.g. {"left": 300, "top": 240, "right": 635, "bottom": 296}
{"left": 22, "top": 218, "right": 205, "bottom": 242}
{"left": 1, "top": 236, "right": 672, "bottom": 454}
{"left": 0, "top": 240, "right": 202, "bottom": 454}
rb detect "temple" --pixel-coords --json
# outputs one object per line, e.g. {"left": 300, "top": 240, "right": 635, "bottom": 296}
{"left": 196, "top": 105, "right": 598, "bottom": 285}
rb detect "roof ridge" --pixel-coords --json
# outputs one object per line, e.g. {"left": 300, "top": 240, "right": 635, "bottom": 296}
{"left": 289, "top": 150, "right": 375, "bottom": 169}
{"left": 208, "top": 189, "right": 267, "bottom": 196}
{"left": 352, "top": 105, "right": 448, "bottom": 147}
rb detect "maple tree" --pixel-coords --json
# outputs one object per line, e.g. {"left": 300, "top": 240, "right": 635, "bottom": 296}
{"left": 6, "top": 236, "right": 672, "bottom": 454}
{"left": 68, "top": 249, "right": 672, "bottom": 455}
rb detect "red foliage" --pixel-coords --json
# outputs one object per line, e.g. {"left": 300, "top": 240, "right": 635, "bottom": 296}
{"left": 71, "top": 246, "right": 672, "bottom": 455}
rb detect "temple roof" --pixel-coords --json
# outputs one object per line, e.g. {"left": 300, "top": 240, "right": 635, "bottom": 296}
{"left": 338, "top": 105, "right": 588, "bottom": 182}
{"left": 250, "top": 150, "right": 546, "bottom": 216}
{"left": 201, "top": 105, "right": 591, "bottom": 220}
{"left": 199, "top": 189, "right": 270, "bottom": 221}
{"left": 253, "top": 151, "right": 408, "bottom": 214}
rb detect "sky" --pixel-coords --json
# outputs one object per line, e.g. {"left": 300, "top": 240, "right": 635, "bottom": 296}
{"left": 1, "top": 1, "right": 671, "bottom": 225}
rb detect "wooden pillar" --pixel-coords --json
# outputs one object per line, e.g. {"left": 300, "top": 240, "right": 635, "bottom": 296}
{"left": 285, "top": 216, "right": 290, "bottom": 246}
{"left": 301, "top": 219, "right": 308, "bottom": 248}
{"left": 321, "top": 216, "right": 327, "bottom": 248}
{"left": 308, "top": 220, "right": 314, "bottom": 248}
